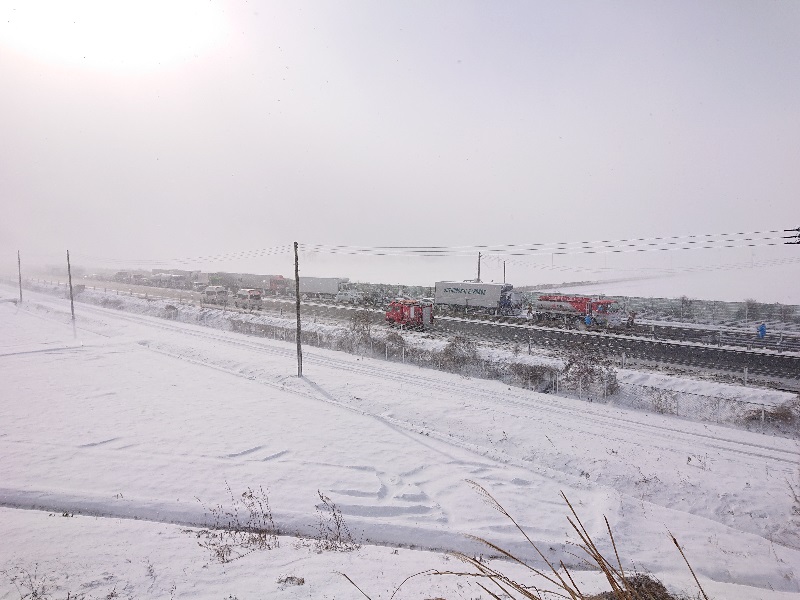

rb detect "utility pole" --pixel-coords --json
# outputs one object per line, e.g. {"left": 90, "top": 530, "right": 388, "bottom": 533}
{"left": 503, "top": 260, "right": 506, "bottom": 284}
{"left": 294, "top": 241, "right": 303, "bottom": 377}
{"left": 477, "top": 252, "right": 481, "bottom": 283}
{"left": 66, "top": 249, "right": 75, "bottom": 322}
{"left": 17, "top": 250, "right": 22, "bottom": 303}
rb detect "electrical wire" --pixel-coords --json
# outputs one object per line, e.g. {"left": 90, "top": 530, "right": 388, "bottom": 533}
{"left": 54, "top": 226, "right": 797, "bottom": 268}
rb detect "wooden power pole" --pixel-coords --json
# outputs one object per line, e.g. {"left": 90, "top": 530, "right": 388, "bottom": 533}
{"left": 294, "top": 241, "right": 303, "bottom": 377}
{"left": 17, "top": 250, "right": 22, "bottom": 303}
{"left": 66, "top": 249, "right": 76, "bottom": 322}
{"left": 477, "top": 252, "right": 481, "bottom": 283}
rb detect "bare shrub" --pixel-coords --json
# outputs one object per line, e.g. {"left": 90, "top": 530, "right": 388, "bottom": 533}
{"left": 350, "top": 309, "right": 375, "bottom": 338}
{"left": 0, "top": 565, "right": 87, "bottom": 600}
{"left": 742, "top": 399, "right": 800, "bottom": 426}
{"left": 509, "top": 363, "right": 550, "bottom": 389}
{"left": 99, "top": 297, "right": 123, "bottom": 309}
{"left": 562, "top": 350, "right": 619, "bottom": 397}
{"left": 484, "top": 362, "right": 504, "bottom": 380}
{"left": 384, "top": 331, "right": 405, "bottom": 348}
{"left": 436, "top": 336, "right": 478, "bottom": 373}
{"left": 650, "top": 389, "right": 678, "bottom": 415}
{"left": 2, "top": 566, "right": 56, "bottom": 600}
{"left": 194, "top": 483, "right": 278, "bottom": 563}
{"left": 335, "top": 332, "right": 358, "bottom": 354}
{"left": 315, "top": 490, "right": 360, "bottom": 552}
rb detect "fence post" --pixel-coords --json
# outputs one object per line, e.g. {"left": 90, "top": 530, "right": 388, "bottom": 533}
{"left": 743, "top": 367, "right": 748, "bottom": 386}
{"left": 761, "top": 406, "right": 765, "bottom": 433}
{"left": 528, "top": 336, "right": 531, "bottom": 354}
{"left": 402, "top": 347, "right": 405, "bottom": 363}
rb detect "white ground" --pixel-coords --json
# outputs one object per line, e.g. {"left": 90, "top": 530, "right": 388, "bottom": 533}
{"left": 1, "top": 285, "right": 800, "bottom": 600}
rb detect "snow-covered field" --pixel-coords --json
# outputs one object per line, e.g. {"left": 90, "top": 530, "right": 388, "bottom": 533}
{"left": 2, "top": 286, "right": 800, "bottom": 599}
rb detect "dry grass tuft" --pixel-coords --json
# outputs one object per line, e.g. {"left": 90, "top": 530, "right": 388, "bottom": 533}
{"left": 585, "top": 573, "right": 672, "bottom": 599}
{"left": 346, "top": 485, "right": 710, "bottom": 600}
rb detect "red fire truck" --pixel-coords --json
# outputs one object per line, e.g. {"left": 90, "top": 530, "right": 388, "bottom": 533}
{"left": 385, "top": 300, "right": 434, "bottom": 330}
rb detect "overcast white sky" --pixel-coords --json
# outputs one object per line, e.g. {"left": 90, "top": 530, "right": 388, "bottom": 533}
{"left": 1, "top": 1, "right": 798, "bottom": 301}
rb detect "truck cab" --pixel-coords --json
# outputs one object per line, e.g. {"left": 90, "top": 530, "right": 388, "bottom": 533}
{"left": 234, "top": 289, "right": 263, "bottom": 310}
{"left": 385, "top": 300, "right": 433, "bottom": 330}
{"left": 335, "top": 290, "right": 364, "bottom": 304}
{"left": 203, "top": 286, "right": 228, "bottom": 305}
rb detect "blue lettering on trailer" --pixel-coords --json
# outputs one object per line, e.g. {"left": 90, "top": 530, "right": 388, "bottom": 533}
{"left": 443, "top": 287, "right": 486, "bottom": 295}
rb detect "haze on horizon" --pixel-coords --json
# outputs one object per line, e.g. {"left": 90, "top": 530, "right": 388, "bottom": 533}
{"left": 1, "top": 1, "right": 798, "bottom": 302}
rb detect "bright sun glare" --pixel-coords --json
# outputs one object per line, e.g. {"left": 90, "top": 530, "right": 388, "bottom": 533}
{"left": 0, "top": 1, "right": 227, "bottom": 72}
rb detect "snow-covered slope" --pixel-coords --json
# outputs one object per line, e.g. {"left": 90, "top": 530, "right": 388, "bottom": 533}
{"left": 1, "top": 291, "right": 799, "bottom": 599}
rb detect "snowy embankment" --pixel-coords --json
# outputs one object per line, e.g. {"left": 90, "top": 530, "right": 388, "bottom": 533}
{"left": 19, "top": 280, "right": 800, "bottom": 430}
{"left": 1, "top": 285, "right": 800, "bottom": 599}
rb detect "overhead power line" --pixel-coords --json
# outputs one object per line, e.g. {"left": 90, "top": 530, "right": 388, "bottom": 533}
{"left": 300, "top": 228, "right": 793, "bottom": 258}
{"left": 58, "top": 226, "right": 796, "bottom": 268}
{"left": 71, "top": 245, "right": 294, "bottom": 267}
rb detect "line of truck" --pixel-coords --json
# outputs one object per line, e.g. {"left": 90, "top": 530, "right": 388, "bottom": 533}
{"left": 197, "top": 276, "right": 632, "bottom": 330}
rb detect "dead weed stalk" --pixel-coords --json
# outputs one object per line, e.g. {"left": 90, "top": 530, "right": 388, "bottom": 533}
{"left": 315, "top": 490, "right": 360, "bottom": 552}
{"left": 194, "top": 483, "right": 278, "bottom": 563}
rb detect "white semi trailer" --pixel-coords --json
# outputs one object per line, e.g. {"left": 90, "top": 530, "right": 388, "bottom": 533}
{"left": 434, "top": 281, "right": 520, "bottom": 315}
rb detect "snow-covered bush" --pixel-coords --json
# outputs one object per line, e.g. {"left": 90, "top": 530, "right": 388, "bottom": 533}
{"left": 508, "top": 362, "right": 552, "bottom": 390}
{"left": 561, "top": 350, "right": 619, "bottom": 397}
{"left": 435, "top": 336, "right": 478, "bottom": 374}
